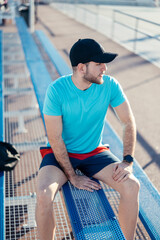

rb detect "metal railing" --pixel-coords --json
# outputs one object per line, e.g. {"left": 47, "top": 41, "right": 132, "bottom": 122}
{"left": 52, "top": 2, "right": 160, "bottom": 67}
{"left": 112, "top": 9, "right": 160, "bottom": 51}
{"left": 51, "top": 0, "right": 158, "bottom": 7}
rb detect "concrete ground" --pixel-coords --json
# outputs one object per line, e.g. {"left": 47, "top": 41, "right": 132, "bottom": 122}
{"left": 34, "top": 4, "right": 160, "bottom": 192}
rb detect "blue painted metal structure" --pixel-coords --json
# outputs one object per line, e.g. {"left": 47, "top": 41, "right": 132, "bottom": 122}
{"left": 35, "top": 31, "right": 71, "bottom": 76}
{"left": 15, "top": 17, "right": 52, "bottom": 125}
{"left": 0, "top": 31, "right": 3, "bottom": 141}
{"left": 0, "top": 30, "right": 5, "bottom": 240}
{"left": 62, "top": 179, "right": 125, "bottom": 240}
{"left": 16, "top": 17, "right": 160, "bottom": 239}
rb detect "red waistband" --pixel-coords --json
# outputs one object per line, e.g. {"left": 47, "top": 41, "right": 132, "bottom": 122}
{"left": 40, "top": 146, "right": 109, "bottom": 160}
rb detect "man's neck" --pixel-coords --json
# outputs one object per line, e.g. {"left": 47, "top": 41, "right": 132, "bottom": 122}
{"left": 71, "top": 74, "right": 92, "bottom": 91}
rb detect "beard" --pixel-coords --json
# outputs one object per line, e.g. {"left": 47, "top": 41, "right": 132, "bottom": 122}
{"left": 83, "top": 71, "right": 104, "bottom": 85}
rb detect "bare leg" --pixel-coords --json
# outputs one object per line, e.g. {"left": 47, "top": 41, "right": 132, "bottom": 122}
{"left": 93, "top": 163, "right": 140, "bottom": 240}
{"left": 35, "top": 166, "right": 67, "bottom": 240}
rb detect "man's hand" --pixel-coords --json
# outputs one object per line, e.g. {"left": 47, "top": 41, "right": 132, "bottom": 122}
{"left": 112, "top": 162, "right": 133, "bottom": 183}
{"left": 69, "top": 175, "right": 101, "bottom": 192}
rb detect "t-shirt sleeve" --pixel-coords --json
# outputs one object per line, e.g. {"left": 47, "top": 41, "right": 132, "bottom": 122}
{"left": 43, "top": 84, "right": 62, "bottom": 116}
{"left": 110, "top": 78, "right": 127, "bottom": 107}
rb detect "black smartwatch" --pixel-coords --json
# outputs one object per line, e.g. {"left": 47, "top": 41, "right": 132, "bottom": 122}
{"left": 123, "top": 155, "right": 134, "bottom": 164}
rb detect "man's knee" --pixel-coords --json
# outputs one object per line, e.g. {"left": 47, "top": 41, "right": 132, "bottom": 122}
{"left": 36, "top": 186, "right": 56, "bottom": 210}
{"left": 120, "top": 175, "right": 140, "bottom": 199}
{"left": 36, "top": 166, "right": 66, "bottom": 210}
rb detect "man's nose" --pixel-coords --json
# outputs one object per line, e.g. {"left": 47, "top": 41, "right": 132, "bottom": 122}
{"left": 101, "top": 63, "right": 107, "bottom": 72}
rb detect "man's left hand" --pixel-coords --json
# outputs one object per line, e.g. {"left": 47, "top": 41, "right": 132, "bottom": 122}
{"left": 112, "top": 162, "right": 133, "bottom": 183}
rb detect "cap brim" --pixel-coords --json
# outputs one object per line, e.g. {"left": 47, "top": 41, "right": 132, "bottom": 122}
{"left": 91, "top": 52, "right": 118, "bottom": 63}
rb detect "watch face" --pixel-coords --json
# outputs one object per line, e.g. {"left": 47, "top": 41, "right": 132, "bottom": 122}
{"left": 124, "top": 155, "right": 134, "bottom": 163}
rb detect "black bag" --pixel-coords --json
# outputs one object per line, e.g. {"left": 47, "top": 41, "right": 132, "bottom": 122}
{"left": 0, "top": 141, "right": 20, "bottom": 171}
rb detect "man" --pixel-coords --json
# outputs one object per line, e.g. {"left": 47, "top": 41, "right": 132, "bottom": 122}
{"left": 36, "top": 38, "right": 140, "bottom": 240}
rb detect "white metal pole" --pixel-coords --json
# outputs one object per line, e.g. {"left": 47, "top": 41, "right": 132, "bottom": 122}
{"left": 29, "top": 0, "right": 35, "bottom": 33}
{"left": 154, "top": 0, "right": 159, "bottom": 7}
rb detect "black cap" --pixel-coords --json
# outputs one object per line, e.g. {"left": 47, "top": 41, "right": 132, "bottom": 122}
{"left": 69, "top": 38, "right": 118, "bottom": 67}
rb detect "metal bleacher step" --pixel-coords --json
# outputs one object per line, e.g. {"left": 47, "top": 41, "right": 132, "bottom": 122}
{"left": 13, "top": 141, "right": 47, "bottom": 152}
{"left": 4, "top": 87, "right": 34, "bottom": 96}
{"left": 3, "top": 32, "right": 27, "bottom": 64}
{"left": 5, "top": 192, "right": 68, "bottom": 230}
{"left": 5, "top": 193, "right": 37, "bottom": 229}
{"left": 4, "top": 60, "right": 26, "bottom": 65}
{"left": 3, "top": 67, "right": 30, "bottom": 78}
{"left": 4, "top": 107, "right": 39, "bottom": 118}
{"left": 2, "top": 28, "right": 54, "bottom": 240}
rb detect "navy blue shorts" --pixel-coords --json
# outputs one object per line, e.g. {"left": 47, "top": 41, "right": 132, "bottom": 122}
{"left": 39, "top": 146, "right": 120, "bottom": 177}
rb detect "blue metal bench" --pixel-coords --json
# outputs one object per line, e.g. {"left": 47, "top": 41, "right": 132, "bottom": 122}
{"left": 16, "top": 17, "right": 160, "bottom": 239}
{"left": 0, "top": 30, "right": 5, "bottom": 240}
{"left": 15, "top": 17, "right": 52, "bottom": 123}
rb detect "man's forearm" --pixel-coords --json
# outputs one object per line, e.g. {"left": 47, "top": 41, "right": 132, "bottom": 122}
{"left": 123, "top": 118, "right": 136, "bottom": 157}
{"left": 49, "top": 137, "right": 76, "bottom": 180}
{"left": 49, "top": 137, "right": 101, "bottom": 191}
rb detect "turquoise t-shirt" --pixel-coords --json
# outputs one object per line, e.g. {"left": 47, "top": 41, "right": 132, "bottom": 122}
{"left": 43, "top": 74, "right": 126, "bottom": 153}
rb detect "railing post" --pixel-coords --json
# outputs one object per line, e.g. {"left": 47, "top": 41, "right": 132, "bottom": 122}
{"left": 133, "top": 17, "right": 139, "bottom": 52}
{"left": 29, "top": 0, "right": 35, "bottom": 33}
{"left": 96, "top": 4, "right": 99, "bottom": 32}
{"left": 155, "top": 0, "right": 159, "bottom": 7}
{"left": 111, "top": 10, "right": 115, "bottom": 40}
{"left": 74, "top": 0, "right": 78, "bottom": 20}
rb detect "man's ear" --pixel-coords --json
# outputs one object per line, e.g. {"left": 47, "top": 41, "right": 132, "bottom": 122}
{"left": 77, "top": 63, "right": 86, "bottom": 74}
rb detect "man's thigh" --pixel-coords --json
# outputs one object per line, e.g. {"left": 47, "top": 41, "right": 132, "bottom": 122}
{"left": 92, "top": 163, "right": 138, "bottom": 194}
{"left": 36, "top": 165, "right": 67, "bottom": 199}
{"left": 78, "top": 150, "right": 120, "bottom": 177}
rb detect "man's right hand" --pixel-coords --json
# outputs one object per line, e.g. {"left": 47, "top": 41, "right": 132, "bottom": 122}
{"left": 69, "top": 174, "right": 101, "bottom": 192}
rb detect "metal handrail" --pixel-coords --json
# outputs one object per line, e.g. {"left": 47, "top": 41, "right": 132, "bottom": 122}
{"left": 112, "top": 9, "right": 160, "bottom": 51}
{"left": 114, "top": 9, "right": 160, "bottom": 27}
